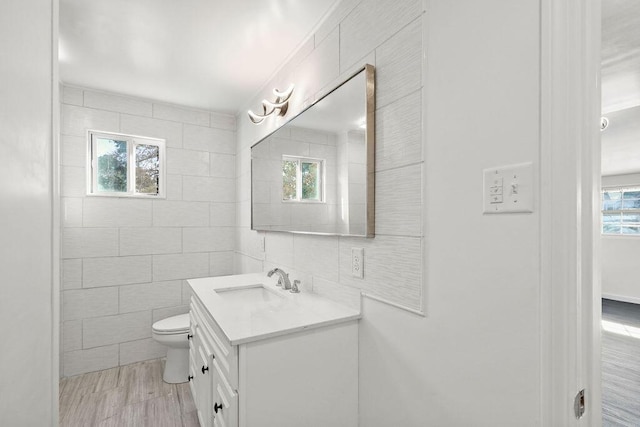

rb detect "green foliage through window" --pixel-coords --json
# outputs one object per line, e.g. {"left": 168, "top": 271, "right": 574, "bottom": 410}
{"left": 282, "top": 156, "right": 323, "bottom": 202}
{"left": 89, "top": 131, "right": 165, "bottom": 198}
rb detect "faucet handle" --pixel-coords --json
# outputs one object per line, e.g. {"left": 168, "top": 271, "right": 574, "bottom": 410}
{"left": 291, "top": 279, "right": 300, "bottom": 293}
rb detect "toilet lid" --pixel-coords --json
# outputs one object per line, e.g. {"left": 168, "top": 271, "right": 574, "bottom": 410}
{"left": 152, "top": 313, "right": 190, "bottom": 333}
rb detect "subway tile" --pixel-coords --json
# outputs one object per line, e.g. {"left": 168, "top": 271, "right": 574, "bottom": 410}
{"left": 61, "top": 134, "right": 87, "bottom": 167}
{"left": 83, "top": 311, "right": 151, "bottom": 349}
{"left": 210, "top": 111, "right": 237, "bottom": 131}
{"left": 119, "top": 281, "right": 182, "bottom": 313}
{"left": 376, "top": 17, "right": 422, "bottom": 108}
{"left": 182, "top": 227, "right": 234, "bottom": 253}
{"left": 63, "top": 344, "right": 119, "bottom": 377}
{"left": 83, "top": 256, "right": 152, "bottom": 288}
{"left": 84, "top": 90, "right": 153, "bottom": 117}
{"left": 233, "top": 252, "right": 262, "bottom": 275}
{"left": 63, "top": 320, "right": 83, "bottom": 352}
{"left": 62, "top": 227, "right": 119, "bottom": 259}
{"left": 153, "top": 305, "right": 189, "bottom": 323}
{"left": 61, "top": 166, "right": 86, "bottom": 197}
{"left": 338, "top": 235, "right": 422, "bottom": 310}
{"left": 83, "top": 198, "right": 152, "bottom": 227}
{"left": 62, "top": 259, "right": 82, "bottom": 289}
{"left": 376, "top": 90, "right": 422, "bottom": 171}
{"left": 293, "top": 28, "right": 340, "bottom": 104}
{"left": 210, "top": 153, "right": 236, "bottom": 178}
{"left": 183, "top": 124, "right": 235, "bottom": 154}
{"left": 210, "top": 202, "right": 236, "bottom": 227}
{"left": 61, "top": 104, "right": 119, "bottom": 137}
{"left": 152, "top": 200, "right": 209, "bottom": 227}
{"left": 120, "top": 114, "right": 183, "bottom": 148}
{"left": 312, "top": 277, "right": 362, "bottom": 311}
{"left": 375, "top": 163, "right": 422, "bottom": 236}
{"left": 182, "top": 176, "right": 235, "bottom": 202}
{"left": 293, "top": 234, "right": 339, "bottom": 282}
{"left": 181, "top": 280, "right": 193, "bottom": 304}
{"left": 62, "top": 85, "right": 83, "bottom": 106}
{"left": 264, "top": 233, "right": 294, "bottom": 268}
{"left": 153, "top": 253, "right": 210, "bottom": 281}
{"left": 62, "top": 197, "right": 83, "bottom": 227}
{"left": 166, "top": 148, "right": 209, "bottom": 176}
{"left": 165, "top": 174, "right": 183, "bottom": 200}
{"left": 119, "top": 227, "right": 182, "bottom": 256}
{"left": 119, "top": 338, "right": 167, "bottom": 366}
{"left": 153, "top": 103, "right": 209, "bottom": 126}
{"left": 63, "top": 287, "right": 118, "bottom": 321}
{"left": 209, "top": 251, "right": 235, "bottom": 277}
{"left": 340, "top": 0, "right": 422, "bottom": 72}
{"left": 314, "top": 0, "right": 362, "bottom": 45}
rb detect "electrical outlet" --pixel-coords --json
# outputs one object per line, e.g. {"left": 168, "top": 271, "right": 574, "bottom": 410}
{"left": 351, "top": 248, "right": 364, "bottom": 279}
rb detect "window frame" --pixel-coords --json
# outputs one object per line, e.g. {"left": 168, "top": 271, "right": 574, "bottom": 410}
{"left": 601, "top": 185, "right": 640, "bottom": 236}
{"left": 87, "top": 130, "right": 166, "bottom": 198}
{"left": 281, "top": 155, "right": 325, "bottom": 203}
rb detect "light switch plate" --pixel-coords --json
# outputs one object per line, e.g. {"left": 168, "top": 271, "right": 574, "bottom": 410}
{"left": 483, "top": 162, "right": 534, "bottom": 214}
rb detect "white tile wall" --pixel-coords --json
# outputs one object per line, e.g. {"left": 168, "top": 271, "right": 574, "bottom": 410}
{"left": 60, "top": 86, "right": 237, "bottom": 377}
{"left": 82, "top": 256, "right": 152, "bottom": 288}
{"left": 83, "top": 311, "right": 151, "bottom": 348}
{"left": 63, "top": 344, "right": 119, "bottom": 377}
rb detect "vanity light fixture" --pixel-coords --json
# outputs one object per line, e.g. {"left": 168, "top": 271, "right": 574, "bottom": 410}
{"left": 247, "top": 84, "right": 295, "bottom": 124}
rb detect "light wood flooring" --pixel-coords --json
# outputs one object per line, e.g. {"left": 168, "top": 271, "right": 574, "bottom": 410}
{"left": 59, "top": 359, "right": 200, "bottom": 427}
{"left": 602, "top": 298, "right": 640, "bottom": 427}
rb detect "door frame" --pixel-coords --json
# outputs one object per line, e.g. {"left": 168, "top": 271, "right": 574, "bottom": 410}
{"left": 540, "top": 0, "right": 602, "bottom": 425}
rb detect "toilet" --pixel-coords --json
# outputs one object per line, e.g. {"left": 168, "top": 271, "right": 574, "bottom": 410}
{"left": 152, "top": 313, "right": 191, "bottom": 384}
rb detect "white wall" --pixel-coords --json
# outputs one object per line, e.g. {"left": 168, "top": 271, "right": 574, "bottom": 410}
{"left": 59, "top": 86, "right": 237, "bottom": 376}
{"left": 236, "top": 0, "right": 542, "bottom": 425}
{"left": 601, "top": 173, "right": 640, "bottom": 302}
{"left": 0, "top": 0, "right": 57, "bottom": 424}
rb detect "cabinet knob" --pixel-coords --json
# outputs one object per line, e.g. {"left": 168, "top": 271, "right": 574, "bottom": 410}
{"left": 201, "top": 365, "right": 209, "bottom": 374}
{"left": 187, "top": 334, "right": 193, "bottom": 340}
{"left": 188, "top": 375, "right": 193, "bottom": 381}
{"left": 214, "top": 402, "right": 223, "bottom": 413}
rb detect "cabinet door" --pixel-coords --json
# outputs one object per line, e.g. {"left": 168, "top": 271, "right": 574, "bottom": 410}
{"left": 212, "top": 359, "right": 238, "bottom": 427}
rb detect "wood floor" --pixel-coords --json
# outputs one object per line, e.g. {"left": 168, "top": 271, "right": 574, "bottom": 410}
{"left": 602, "top": 298, "right": 640, "bottom": 427}
{"left": 59, "top": 359, "right": 200, "bottom": 427}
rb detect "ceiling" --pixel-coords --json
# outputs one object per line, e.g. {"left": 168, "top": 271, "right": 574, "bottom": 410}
{"left": 59, "top": 0, "right": 337, "bottom": 114}
{"left": 602, "top": 0, "right": 640, "bottom": 176}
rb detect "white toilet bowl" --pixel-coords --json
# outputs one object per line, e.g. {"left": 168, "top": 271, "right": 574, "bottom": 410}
{"left": 152, "top": 313, "right": 190, "bottom": 384}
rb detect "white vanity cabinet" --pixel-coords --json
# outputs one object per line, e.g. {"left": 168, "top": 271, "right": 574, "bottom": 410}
{"left": 188, "top": 283, "right": 359, "bottom": 427}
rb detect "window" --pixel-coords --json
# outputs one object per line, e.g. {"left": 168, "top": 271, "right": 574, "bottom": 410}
{"left": 602, "top": 187, "right": 640, "bottom": 235}
{"left": 88, "top": 131, "right": 165, "bottom": 198}
{"left": 282, "top": 156, "right": 324, "bottom": 202}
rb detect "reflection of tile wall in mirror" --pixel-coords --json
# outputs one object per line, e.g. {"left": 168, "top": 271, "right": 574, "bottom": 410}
{"left": 250, "top": 65, "right": 375, "bottom": 237}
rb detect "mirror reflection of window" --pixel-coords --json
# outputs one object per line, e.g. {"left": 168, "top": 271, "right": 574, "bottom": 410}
{"left": 282, "top": 156, "right": 324, "bottom": 202}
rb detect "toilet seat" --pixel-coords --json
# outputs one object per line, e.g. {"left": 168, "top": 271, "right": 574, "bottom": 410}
{"left": 152, "top": 313, "right": 190, "bottom": 335}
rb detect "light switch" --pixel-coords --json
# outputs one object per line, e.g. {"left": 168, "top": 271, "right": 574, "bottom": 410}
{"left": 483, "top": 162, "right": 534, "bottom": 214}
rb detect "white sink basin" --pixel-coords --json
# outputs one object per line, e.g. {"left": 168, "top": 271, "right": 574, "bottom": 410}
{"left": 214, "top": 284, "right": 284, "bottom": 304}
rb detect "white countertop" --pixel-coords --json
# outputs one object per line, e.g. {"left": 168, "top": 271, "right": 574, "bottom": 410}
{"left": 188, "top": 273, "right": 361, "bottom": 345}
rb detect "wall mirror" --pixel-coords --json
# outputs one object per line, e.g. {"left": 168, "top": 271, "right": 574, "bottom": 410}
{"left": 251, "top": 64, "right": 375, "bottom": 237}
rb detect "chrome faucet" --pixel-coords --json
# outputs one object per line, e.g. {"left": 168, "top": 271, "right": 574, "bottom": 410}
{"left": 267, "top": 268, "right": 292, "bottom": 290}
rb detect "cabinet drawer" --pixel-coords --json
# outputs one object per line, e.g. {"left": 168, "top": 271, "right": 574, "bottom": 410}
{"left": 212, "top": 359, "right": 238, "bottom": 427}
{"left": 191, "top": 296, "right": 238, "bottom": 390}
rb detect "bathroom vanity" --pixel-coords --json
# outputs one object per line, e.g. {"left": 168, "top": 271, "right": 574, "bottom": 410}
{"left": 187, "top": 273, "right": 360, "bottom": 427}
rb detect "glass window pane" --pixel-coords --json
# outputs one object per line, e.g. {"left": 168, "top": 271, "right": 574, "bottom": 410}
{"left": 602, "top": 213, "right": 620, "bottom": 224}
{"left": 96, "top": 138, "right": 127, "bottom": 192}
{"left": 282, "top": 160, "right": 297, "bottom": 200}
{"left": 603, "top": 224, "right": 621, "bottom": 234}
{"left": 135, "top": 144, "right": 160, "bottom": 194}
{"left": 301, "top": 162, "right": 319, "bottom": 200}
{"left": 622, "top": 198, "right": 640, "bottom": 209}
{"left": 622, "top": 213, "right": 640, "bottom": 224}
{"left": 602, "top": 190, "right": 622, "bottom": 210}
{"left": 621, "top": 225, "right": 640, "bottom": 235}
{"left": 622, "top": 190, "right": 640, "bottom": 199}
